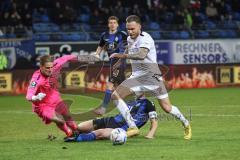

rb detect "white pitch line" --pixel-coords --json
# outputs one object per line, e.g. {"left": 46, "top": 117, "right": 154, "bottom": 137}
{"left": 0, "top": 110, "right": 33, "bottom": 114}
{"left": 191, "top": 114, "right": 240, "bottom": 117}
{"left": 184, "top": 105, "right": 240, "bottom": 108}
{"left": 0, "top": 94, "right": 101, "bottom": 115}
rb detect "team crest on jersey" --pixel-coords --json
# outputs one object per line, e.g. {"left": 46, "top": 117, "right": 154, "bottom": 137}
{"left": 136, "top": 103, "right": 141, "bottom": 107}
{"left": 30, "top": 81, "right": 37, "bottom": 88}
{"left": 115, "top": 37, "right": 118, "bottom": 42}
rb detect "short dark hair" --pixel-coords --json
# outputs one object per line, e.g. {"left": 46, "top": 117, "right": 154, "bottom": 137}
{"left": 108, "top": 16, "right": 119, "bottom": 23}
{"left": 40, "top": 55, "right": 54, "bottom": 66}
{"left": 126, "top": 15, "right": 141, "bottom": 24}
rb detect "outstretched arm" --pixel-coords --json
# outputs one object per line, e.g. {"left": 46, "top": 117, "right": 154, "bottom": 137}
{"left": 145, "top": 118, "right": 158, "bottom": 139}
{"left": 145, "top": 110, "right": 158, "bottom": 139}
{"left": 95, "top": 46, "right": 104, "bottom": 56}
{"left": 110, "top": 47, "right": 149, "bottom": 60}
{"left": 53, "top": 55, "right": 78, "bottom": 71}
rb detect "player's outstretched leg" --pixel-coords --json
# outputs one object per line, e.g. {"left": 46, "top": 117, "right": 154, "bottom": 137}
{"left": 111, "top": 88, "right": 139, "bottom": 137}
{"left": 64, "top": 128, "right": 113, "bottom": 142}
{"left": 170, "top": 105, "right": 192, "bottom": 140}
{"left": 94, "top": 89, "right": 113, "bottom": 115}
{"left": 56, "top": 122, "right": 73, "bottom": 137}
{"left": 51, "top": 112, "right": 74, "bottom": 137}
{"left": 64, "top": 132, "right": 96, "bottom": 142}
{"left": 158, "top": 97, "right": 192, "bottom": 140}
{"left": 94, "top": 82, "right": 115, "bottom": 115}
{"left": 55, "top": 101, "right": 79, "bottom": 135}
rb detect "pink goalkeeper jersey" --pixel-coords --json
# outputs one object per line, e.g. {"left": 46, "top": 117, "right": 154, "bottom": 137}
{"left": 26, "top": 55, "right": 77, "bottom": 108}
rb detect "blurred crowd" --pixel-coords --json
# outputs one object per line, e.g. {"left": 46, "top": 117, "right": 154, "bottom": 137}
{"left": 0, "top": 0, "right": 240, "bottom": 37}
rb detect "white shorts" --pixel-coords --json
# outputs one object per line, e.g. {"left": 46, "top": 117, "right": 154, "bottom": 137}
{"left": 120, "top": 72, "right": 168, "bottom": 99}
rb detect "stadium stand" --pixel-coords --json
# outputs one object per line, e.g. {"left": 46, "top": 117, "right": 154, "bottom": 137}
{"left": 0, "top": 0, "right": 239, "bottom": 40}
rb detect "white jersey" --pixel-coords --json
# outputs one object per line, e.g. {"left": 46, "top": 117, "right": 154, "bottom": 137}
{"left": 127, "top": 31, "right": 160, "bottom": 76}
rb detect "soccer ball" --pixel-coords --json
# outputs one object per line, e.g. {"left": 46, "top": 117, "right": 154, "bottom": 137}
{"left": 110, "top": 128, "right": 127, "bottom": 145}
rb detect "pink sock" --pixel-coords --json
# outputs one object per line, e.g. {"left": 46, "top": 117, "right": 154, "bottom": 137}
{"left": 56, "top": 122, "right": 72, "bottom": 137}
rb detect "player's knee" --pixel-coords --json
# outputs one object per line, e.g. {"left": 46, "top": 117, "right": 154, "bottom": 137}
{"left": 163, "top": 105, "right": 172, "bottom": 113}
{"left": 111, "top": 92, "right": 118, "bottom": 100}
{"left": 94, "top": 129, "right": 105, "bottom": 139}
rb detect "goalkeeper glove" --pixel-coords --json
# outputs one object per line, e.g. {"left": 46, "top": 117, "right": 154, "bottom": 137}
{"left": 32, "top": 93, "right": 46, "bottom": 101}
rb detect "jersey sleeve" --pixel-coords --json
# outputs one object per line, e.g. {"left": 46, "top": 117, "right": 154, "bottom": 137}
{"left": 119, "top": 31, "right": 128, "bottom": 53}
{"left": 26, "top": 73, "right": 40, "bottom": 101}
{"left": 53, "top": 55, "right": 77, "bottom": 72}
{"left": 139, "top": 34, "right": 152, "bottom": 50}
{"left": 145, "top": 100, "right": 158, "bottom": 120}
{"left": 145, "top": 99, "right": 156, "bottom": 113}
{"left": 98, "top": 32, "right": 106, "bottom": 47}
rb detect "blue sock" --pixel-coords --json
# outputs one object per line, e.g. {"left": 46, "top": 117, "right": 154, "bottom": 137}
{"left": 76, "top": 132, "right": 96, "bottom": 142}
{"left": 102, "top": 89, "right": 112, "bottom": 108}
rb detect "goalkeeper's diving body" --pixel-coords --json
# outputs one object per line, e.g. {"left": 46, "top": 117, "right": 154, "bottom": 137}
{"left": 26, "top": 55, "right": 79, "bottom": 137}
{"left": 65, "top": 93, "right": 158, "bottom": 142}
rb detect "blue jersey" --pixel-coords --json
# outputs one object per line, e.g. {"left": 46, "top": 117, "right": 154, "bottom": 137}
{"left": 99, "top": 30, "right": 127, "bottom": 65}
{"left": 113, "top": 98, "right": 156, "bottom": 130}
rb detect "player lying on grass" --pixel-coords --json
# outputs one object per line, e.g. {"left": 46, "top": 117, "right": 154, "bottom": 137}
{"left": 65, "top": 92, "right": 158, "bottom": 142}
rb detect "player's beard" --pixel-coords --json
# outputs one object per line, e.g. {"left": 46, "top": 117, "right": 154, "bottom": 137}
{"left": 130, "top": 31, "right": 140, "bottom": 39}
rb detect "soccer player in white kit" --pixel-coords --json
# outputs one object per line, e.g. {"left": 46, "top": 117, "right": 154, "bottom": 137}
{"left": 110, "top": 15, "right": 192, "bottom": 140}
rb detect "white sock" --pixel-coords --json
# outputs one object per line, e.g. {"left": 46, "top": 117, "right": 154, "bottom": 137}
{"left": 113, "top": 99, "right": 137, "bottom": 128}
{"left": 170, "top": 105, "right": 189, "bottom": 127}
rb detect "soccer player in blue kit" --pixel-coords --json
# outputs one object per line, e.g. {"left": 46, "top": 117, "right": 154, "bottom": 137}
{"left": 65, "top": 92, "right": 158, "bottom": 142}
{"left": 94, "top": 16, "right": 128, "bottom": 115}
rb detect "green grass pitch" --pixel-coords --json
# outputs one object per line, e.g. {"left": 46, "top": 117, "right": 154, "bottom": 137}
{"left": 0, "top": 88, "right": 239, "bottom": 160}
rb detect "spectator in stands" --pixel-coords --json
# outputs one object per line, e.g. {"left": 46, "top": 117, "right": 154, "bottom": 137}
{"left": 0, "top": 28, "right": 4, "bottom": 37}
{"left": 111, "top": 1, "right": 126, "bottom": 23}
{"left": 0, "top": 0, "right": 13, "bottom": 12}
{"left": 192, "top": 11, "right": 203, "bottom": 27}
{"left": 189, "top": 0, "right": 201, "bottom": 11}
{"left": 19, "top": 3, "right": 32, "bottom": 27}
{"left": 152, "top": 2, "right": 166, "bottom": 22}
{"left": 50, "top": 1, "right": 64, "bottom": 25}
{"left": 89, "top": 9, "right": 105, "bottom": 26}
{"left": 173, "top": 10, "right": 185, "bottom": 30}
{"left": 184, "top": 8, "right": 193, "bottom": 29}
{"left": 231, "top": 0, "right": 240, "bottom": 12}
{"left": 32, "top": 0, "right": 48, "bottom": 15}
{"left": 216, "top": 1, "right": 232, "bottom": 21}
{"left": 184, "top": 8, "right": 193, "bottom": 37}
{"left": 0, "top": 0, "right": 239, "bottom": 39}
{"left": 131, "top": 4, "right": 142, "bottom": 17}
{"left": 205, "top": 2, "right": 218, "bottom": 21}
{"left": 63, "top": 5, "right": 77, "bottom": 23}
{"left": 9, "top": 8, "right": 22, "bottom": 27}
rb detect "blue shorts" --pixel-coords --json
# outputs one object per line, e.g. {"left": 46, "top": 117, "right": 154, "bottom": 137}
{"left": 92, "top": 117, "right": 128, "bottom": 131}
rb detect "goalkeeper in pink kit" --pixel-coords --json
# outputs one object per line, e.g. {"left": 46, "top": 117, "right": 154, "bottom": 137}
{"left": 26, "top": 55, "right": 78, "bottom": 137}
